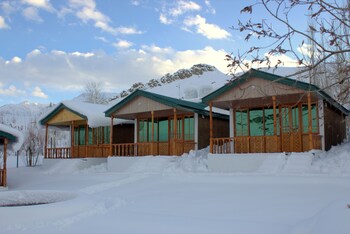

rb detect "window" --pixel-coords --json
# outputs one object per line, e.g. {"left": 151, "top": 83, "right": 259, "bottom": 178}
{"left": 264, "top": 108, "right": 279, "bottom": 136}
{"left": 302, "top": 104, "right": 318, "bottom": 133}
{"left": 249, "top": 109, "right": 264, "bottom": 136}
{"left": 184, "top": 116, "right": 194, "bottom": 140}
{"left": 235, "top": 110, "right": 248, "bottom": 136}
{"left": 158, "top": 119, "right": 168, "bottom": 142}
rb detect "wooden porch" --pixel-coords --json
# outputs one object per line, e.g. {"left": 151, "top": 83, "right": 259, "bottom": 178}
{"left": 45, "top": 144, "right": 110, "bottom": 158}
{"left": 110, "top": 140, "right": 196, "bottom": 156}
{"left": 211, "top": 134, "right": 322, "bottom": 154}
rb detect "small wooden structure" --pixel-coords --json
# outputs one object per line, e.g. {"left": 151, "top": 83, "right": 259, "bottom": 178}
{"left": 105, "top": 90, "right": 229, "bottom": 156}
{"left": 40, "top": 101, "right": 133, "bottom": 159}
{"left": 202, "top": 69, "right": 349, "bottom": 154}
{"left": 0, "top": 124, "right": 22, "bottom": 187}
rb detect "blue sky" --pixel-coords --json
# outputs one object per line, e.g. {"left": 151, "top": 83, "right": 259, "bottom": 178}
{"left": 0, "top": 0, "right": 309, "bottom": 106}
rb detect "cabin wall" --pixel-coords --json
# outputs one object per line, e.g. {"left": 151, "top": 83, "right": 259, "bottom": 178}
{"left": 113, "top": 124, "right": 135, "bottom": 144}
{"left": 198, "top": 116, "right": 229, "bottom": 149}
{"left": 324, "top": 104, "right": 346, "bottom": 150}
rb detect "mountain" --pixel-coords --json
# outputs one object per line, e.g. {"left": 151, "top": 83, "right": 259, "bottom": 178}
{"left": 110, "top": 64, "right": 229, "bottom": 101}
{"left": 0, "top": 101, "right": 52, "bottom": 133}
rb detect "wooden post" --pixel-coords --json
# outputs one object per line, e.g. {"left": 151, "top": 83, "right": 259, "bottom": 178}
{"left": 272, "top": 96, "right": 277, "bottom": 152}
{"left": 110, "top": 115, "right": 114, "bottom": 156}
{"left": 3, "top": 138, "right": 7, "bottom": 187}
{"left": 85, "top": 124, "right": 89, "bottom": 157}
{"left": 44, "top": 124, "right": 48, "bottom": 158}
{"left": 173, "top": 108, "right": 177, "bottom": 155}
{"left": 71, "top": 121, "right": 75, "bottom": 158}
{"left": 308, "top": 92, "right": 313, "bottom": 150}
{"left": 151, "top": 111, "right": 154, "bottom": 155}
{"left": 209, "top": 102, "right": 213, "bottom": 153}
{"left": 298, "top": 103, "right": 303, "bottom": 151}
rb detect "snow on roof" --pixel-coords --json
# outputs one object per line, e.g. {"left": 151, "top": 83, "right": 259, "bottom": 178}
{"left": 0, "top": 123, "right": 24, "bottom": 151}
{"left": 40, "top": 100, "right": 132, "bottom": 128}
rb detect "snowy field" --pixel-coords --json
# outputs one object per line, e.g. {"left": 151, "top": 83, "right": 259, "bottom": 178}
{"left": 1, "top": 143, "right": 350, "bottom": 234}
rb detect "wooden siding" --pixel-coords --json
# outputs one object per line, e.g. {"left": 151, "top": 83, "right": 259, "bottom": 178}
{"left": 213, "top": 77, "right": 304, "bottom": 103}
{"left": 115, "top": 96, "right": 172, "bottom": 116}
{"left": 198, "top": 116, "right": 229, "bottom": 149}
{"left": 324, "top": 104, "right": 346, "bottom": 150}
{"left": 47, "top": 108, "right": 85, "bottom": 125}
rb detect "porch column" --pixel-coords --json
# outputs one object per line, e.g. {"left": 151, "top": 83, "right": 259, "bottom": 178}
{"left": 308, "top": 92, "right": 313, "bottom": 150}
{"left": 173, "top": 108, "right": 177, "bottom": 155}
{"left": 134, "top": 118, "right": 138, "bottom": 156}
{"left": 71, "top": 121, "right": 75, "bottom": 158}
{"left": 110, "top": 115, "right": 114, "bottom": 156}
{"left": 318, "top": 100, "right": 325, "bottom": 151}
{"left": 44, "top": 124, "right": 48, "bottom": 158}
{"left": 272, "top": 96, "right": 277, "bottom": 152}
{"left": 151, "top": 111, "right": 154, "bottom": 155}
{"left": 3, "top": 138, "right": 7, "bottom": 187}
{"left": 194, "top": 113, "right": 199, "bottom": 150}
{"left": 209, "top": 102, "right": 213, "bottom": 153}
{"left": 85, "top": 124, "right": 88, "bottom": 157}
{"left": 229, "top": 107, "right": 235, "bottom": 153}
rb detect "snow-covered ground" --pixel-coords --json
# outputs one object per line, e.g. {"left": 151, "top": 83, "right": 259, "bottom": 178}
{"left": 1, "top": 142, "right": 350, "bottom": 234}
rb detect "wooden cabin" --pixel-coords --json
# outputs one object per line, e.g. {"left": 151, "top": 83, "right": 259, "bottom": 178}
{"left": 105, "top": 90, "right": 229, "bottom": 156}
{"left": 0, "top": 124, "right": 22, "bottom": 187}
{"left": 202, "top": 69, "right": 349, "bottom": 154}
{"left": 39, "top": 101, "right": 133, "bottom": 159}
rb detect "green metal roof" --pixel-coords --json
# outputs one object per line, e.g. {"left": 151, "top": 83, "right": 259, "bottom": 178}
{"left": 0, "top": 130, "right": 17, "bottom": 142}
{"left": 39, "top": 103, "right": 87, "bottom": 125}
{"left": 202, "top": 68, "right": 349, "bottom": 115}
{"left": 105, "top": 89, "right": 228, "bottom": 119}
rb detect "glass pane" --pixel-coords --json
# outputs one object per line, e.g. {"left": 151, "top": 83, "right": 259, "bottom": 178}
{"left": 88, "top": 128, "right": 92, "bottom": 145}
{"left": 302, "top": 104, "right": 318, "bottom": 133}
{"left": 184, "top": 117, "right": 194, "bottom": 140}
{"left": 281, "top": 107, "right": 290, "bottom": 132}
{"left": 264, "top": 109, "right": 274, "bottom": 136}
{"left": 235, "top": 110, "right": 248, "bottom": 136}
{"left": 177, "top": 119, "right": 182, "bottom": 139}
{"left": 147, "top": 121, "right": 158, "bottom": 142}
{"left": 74, "top": 128, "right": 79, "bottom": 145}
{"left": 159, "top": 119, "right": 168, "bottom": 141}
{"left": 292, "top": 107, "right": 299, "bottom": 131}
{"left": 79, "top": 126, "right": 85, "bottom": 145}
{"left": 104, "top": 126, "right": 110, "bottom": 144}
{"left": 250, "top": 109, "right": 264, "bottom": 136}
{"left": 138, "top": 119, "right": 147, "bottom": 142}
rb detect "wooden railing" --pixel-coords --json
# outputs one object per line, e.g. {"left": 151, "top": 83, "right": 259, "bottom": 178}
{"left": 111, "top": 140, "right": 196, "bottom": 156}
{"left": 0, "top": 169, "right": 6, "bottom": 187}
{"left": 46, "top": 147, "right": 71, "bottom": 159}
{"left": 211, "top": 134, "right": 321, "bottom": 154}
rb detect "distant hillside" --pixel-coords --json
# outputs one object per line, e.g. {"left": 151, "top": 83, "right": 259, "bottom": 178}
{"left": 0, "top": 101, "right": 52, "bottom": 132}
{"left": 110, "top": 64, "right": 227, "bottom": 101}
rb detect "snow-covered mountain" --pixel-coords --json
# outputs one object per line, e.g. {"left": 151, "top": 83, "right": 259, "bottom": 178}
{"left": 110, "top": 64, "right": 230, "bottom": 101}
{"left": 0, "top": 101, "right": 53, "bottom": 133}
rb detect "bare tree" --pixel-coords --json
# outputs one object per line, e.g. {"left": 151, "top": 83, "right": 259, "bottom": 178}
{"left": 83, "top": 81, "right": 108, "bottom": 104}
{"left": 22, "top": 121, "right": 45, "bottom": 167}
{"left": 227, "top": 0, "right": 350, "bottom": 104}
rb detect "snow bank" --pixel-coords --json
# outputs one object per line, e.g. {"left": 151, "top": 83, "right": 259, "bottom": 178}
{"left": 43, "top": 158, "right": 107, "bottom": 174}
{"left": 108, "top": 148, "right": 209, "bottom": 173}
{"left": 311, "top": 141, "right": 350, "bottom": 174}
{"left": 0, "top": 190, "right": 76, "bottom": 207}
